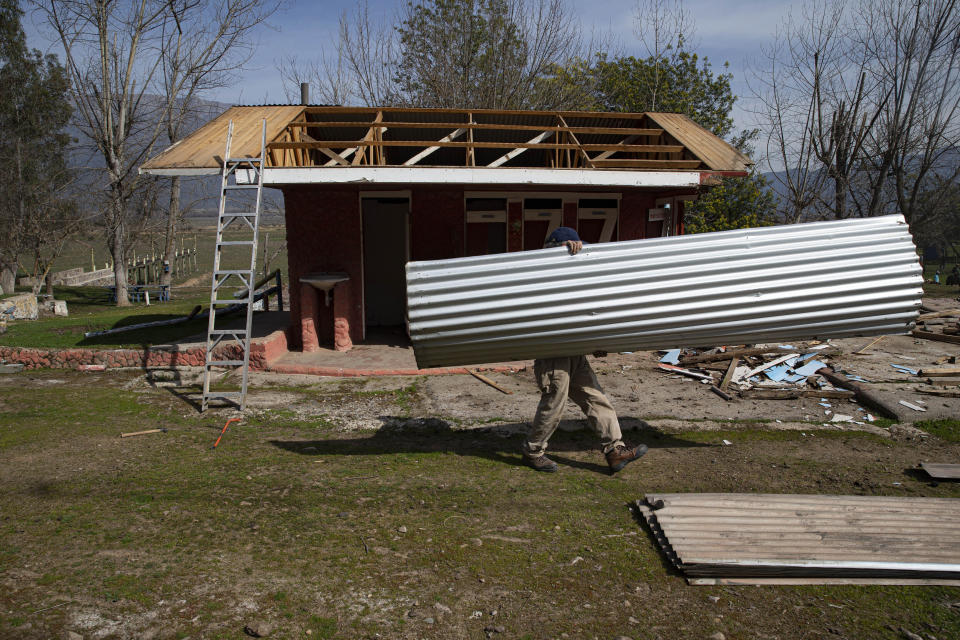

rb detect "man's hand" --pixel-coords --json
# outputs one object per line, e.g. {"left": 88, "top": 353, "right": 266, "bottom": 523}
{"left": 564, "top": 240, "right": 583, "bottom": 255}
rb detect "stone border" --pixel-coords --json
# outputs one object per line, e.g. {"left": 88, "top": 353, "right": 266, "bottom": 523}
{"left": 0, "top": 329, "right": 289, "bottom": 372}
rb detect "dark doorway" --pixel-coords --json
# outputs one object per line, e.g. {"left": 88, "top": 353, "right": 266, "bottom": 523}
{"left": 362, "top": 197, "right": 409, "bottom": 327}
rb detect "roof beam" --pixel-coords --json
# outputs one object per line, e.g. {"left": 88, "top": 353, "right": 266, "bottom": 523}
{"left": 591, "top": 135, "right": 639, "bottom": 161}
{"left": 403, "top": 127, "right": 467, "bottom": 165}
{"left": 487, "top": 130, "right": 553, "bottom": 167}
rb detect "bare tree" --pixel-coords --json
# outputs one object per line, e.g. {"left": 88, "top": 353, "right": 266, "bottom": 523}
{"left": 157, "top": 0, "right": 279, "bottom": 288}
{"left": 34, "top": 0, "right": 170, "bottom": 305}
{"left": 631, "top": 0, "right": 696, "bottom": 112}
{"left": 751, "top": 0, "right": 960, "bottom": 225}
{"left": 279, "top": 0, "right": 587, "bottom": 110}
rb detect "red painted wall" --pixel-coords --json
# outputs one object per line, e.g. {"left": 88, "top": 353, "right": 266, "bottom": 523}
{"left": 410, "top": 187, "right": 464, "bottom": 261}
{"left": 282, "top": 184, "right": 698, "bottom": 350}
{"left": 283, "top": 185, "right": 363, "bottom": 346}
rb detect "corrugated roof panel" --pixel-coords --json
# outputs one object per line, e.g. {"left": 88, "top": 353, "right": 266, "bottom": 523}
{"left": 639, "top": 493, "right": 960, "bottom": 580}
{"left": 405, "top": 215, "right": 922, "bottom": 368}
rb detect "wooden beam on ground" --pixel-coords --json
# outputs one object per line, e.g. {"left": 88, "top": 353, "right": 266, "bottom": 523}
{"left": 403, "top": 127, "right": 467, "bottom": 165}
{"left": 917, "top": 308, "right": 960, "bottom": 321}
{"left": 853, "top": 335, "right": 885, "bottom": 354}
{"left": 467, "top": 369, "right": 512, "bottom": 394}
{"left": 683, "top": 345, "right": 836, "bottom": 365}
{"left": 913, "top": 330, "right": 960, "bottom": 345}
{"left": 816, "top": 368, "right": 902, "bottom": 421}
{"left": 487, "top": 131, "right": 553, "bottom": 167}
{"left": 918, "top": 367, "right": 960, "bottom": 377}
{"left": 740, "top": 388, "right": 855, "bottom": 400}
{"left": 719, "top": 358, "right": 738, "bottom": 391}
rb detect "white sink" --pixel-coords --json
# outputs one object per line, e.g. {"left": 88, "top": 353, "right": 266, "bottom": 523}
{"left": 301, "top": 272, "right": 349, "bottom": 305}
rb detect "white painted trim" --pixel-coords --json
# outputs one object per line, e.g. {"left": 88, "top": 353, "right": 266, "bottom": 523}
{"left": 466, "top": 211, "right": 507, "bottom": 223}
{"left": 577, "top": 206, "right": 619, "bottom": 242}
{"left": 259, "top": 167, "right": 701, "bottom": 188}
{"left": 464, "top": 190, "right": 622, "bottom": 200}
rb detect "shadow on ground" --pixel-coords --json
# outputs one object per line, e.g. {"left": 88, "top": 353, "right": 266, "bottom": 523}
{"left": 270, "top": 416, "right": 709, "bottom": 476}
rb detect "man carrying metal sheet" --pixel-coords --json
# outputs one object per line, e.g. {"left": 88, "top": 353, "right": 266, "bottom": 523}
{"left": 522, "top": 227, "right": 648, "bottom": 474}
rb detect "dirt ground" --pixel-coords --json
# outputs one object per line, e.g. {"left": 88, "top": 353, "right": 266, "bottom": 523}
{"left": 1, "top": 313, "right": 959, "bottom": 639}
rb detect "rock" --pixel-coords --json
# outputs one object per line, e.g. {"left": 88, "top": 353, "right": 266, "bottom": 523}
{"left": 423, "top": 617, "right": 434, "bottom": 624}
{"left": 628, "top": 617, "right": 640, "bottom": 624}
{"left": 66, "top": 632, "right": 83, "bottom": 640}
{"left": 614, "top": 636, "right": 633, "bottom": 640}
{"left": 42, "top": 299, "right": 68, "bottom": 316}
{"left": 0, "top": 364, "right": 25, "bottom": 373}
{"left": 0, "top": 294, "right": 38, "bottom": 320}
{"left": 900, "top": 630, "right": 923, "bottom": 640}
{"left": 398, "top": 526, "right": 407, "bottom": 533}
{"left": 484, "top": 625, "right": 505, "bottom": 634}
{"left": 708, "top": 595, "right": 720, "bottom": 603}
{"left": 244, "top": 620, "right": 273, "bottom": 637}
{"left": 709, "top": 633, "right": 726, "bottom": 640}
{"left": 434, "top": 603, "right": 452, "bottom": 614}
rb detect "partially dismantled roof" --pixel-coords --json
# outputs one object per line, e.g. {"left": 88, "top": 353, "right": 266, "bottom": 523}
{"left": 140, "top": 105, "right": 753, "bottom": 176}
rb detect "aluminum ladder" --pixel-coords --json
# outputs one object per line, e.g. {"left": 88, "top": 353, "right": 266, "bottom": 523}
{"left": 201, "top": 118, "right": 267, "bottom": 412}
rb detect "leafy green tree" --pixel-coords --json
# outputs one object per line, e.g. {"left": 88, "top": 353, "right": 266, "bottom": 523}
{"left": 0, "top": 0, "right": 74, "bottom": 295}
{"left": 394, "top": 0, "right": 582, "bottom": 109}
{"left": 591, "top": 49, "right": 735, "bottom": 137}
{"left": 684, "top": 174, "right": 778, "bottom": 234}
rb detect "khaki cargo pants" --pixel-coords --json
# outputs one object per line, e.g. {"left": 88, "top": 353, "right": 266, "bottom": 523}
{"left": 523, "top": 355, "right": 624, "bottom": 456}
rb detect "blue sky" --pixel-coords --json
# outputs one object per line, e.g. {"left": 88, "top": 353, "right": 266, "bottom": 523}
{"left": 23, "top": 0, "right": 795, "bottom": 137}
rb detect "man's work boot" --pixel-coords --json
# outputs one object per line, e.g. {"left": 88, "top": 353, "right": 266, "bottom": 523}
{"left": 606, "top": 443, "right": 648, "bottom": 473}
{"left": 524, "top": 453, "right": 558, "bottom": 473}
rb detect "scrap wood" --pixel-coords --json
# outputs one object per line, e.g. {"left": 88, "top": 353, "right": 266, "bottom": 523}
{"left": 917, "top": 389, "right": 960, "bottom": 398}
{"left": 816, "top": 368, "right": 902, "bottom": 421}
{"left": 853, "top": 335, "right": 885, "bottom": 355}
{"left": 917, "top": 308, "right": 960, "bottom": 321}
{"left": 740, "top": 353, "right": 800, "bottom": 381}
{"left": 121, "top": 428, "right": 168, "bottom": 438}
{"left": 918, "top": 367, "right": 960, "bottom": 377}
{"left": 682, "top": 346, "right": 796, "bottom": 365}
{"left": 719, "top": 358, "right": 739, "bottom": 391}
{"left": 912, "top": 330, "right": 960, "bottom": 345}
{"left": 710, "top": 386, "right": 733, "bottom": 401}
{"left": 467, "top": 369, "right": 512, "bottom": 394}
{"left": 740, "top": 388, "right": 854, "bottom": 400}
{"left": 657, "top": 363, "right": 713, "bottom": 381}
{"left": 919, "top": 463, "right": 960, "bottom": 480}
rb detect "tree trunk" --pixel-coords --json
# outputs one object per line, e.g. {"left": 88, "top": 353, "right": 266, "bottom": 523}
{"left": 0, "top": 260, "right": 15, "bottom": 295}
{"left": 45, "top": 271, "right": 54, "bottom": 296}
{"left": 109, "top": 196, "right": 130, "bottom": 306}
{"left": 161, "top": 176, "right": 180, "bottom": 287}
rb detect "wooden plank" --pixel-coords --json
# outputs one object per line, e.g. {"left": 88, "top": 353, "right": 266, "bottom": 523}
{"left": 853, "top": 335, "right": 885, "bottom": 354}
{"left": 719, "top": 358, "right": 738, "bottom": 391}
{"left": 287, "top": 120, "right": 665, "bottom": 136}
{"left": 918, "top": 367, "right": 960, "bottom": 377}
{"left": 591, "top": 158, "right": 702, "bottom": 169}
{"left": 487, "top": 131, "right": 553, "bottom": 167}
{"left": 403, "top": 127, "right": 467, "bottom": 165}
{"left": 917, "top": 308, "right": 960, "bottom": 320}
{"left": 816, "top": 367, "right": 903, "bottom": 421}
{"left": 740, "top": 388, "right": 854, "bottom": 400}
{"left": 269, "top": 140, "right": 682, "bottom": 153}
{"left": 913, "top": 329, "right": 960, "bottom": 345}
{"left": 682, "top": 345, "right": 834, "bottom": 364}
{"left": 299, "top": 105, "right": 653, "bottom": 119}
{"left": 917, "top": 389, "right": 960, "bottom": 398}
{"left": 688, "top": 577, "right": 960, "bottom": 586}
{"left": 467, "top": 369, "right": 512, "bottom": 394}
{"left": 920, "top": 463, "right": 960, "bottom": 480}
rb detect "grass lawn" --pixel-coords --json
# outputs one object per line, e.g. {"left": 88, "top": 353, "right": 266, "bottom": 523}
{"left": 0, "top": 371, "right": 958, "bottom": 639}
{"left": 0, "top": 287, "right": 212, "bottom": 349}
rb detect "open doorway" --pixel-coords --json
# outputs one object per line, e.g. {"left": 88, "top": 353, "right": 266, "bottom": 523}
{"left": 362, "top": 197, "right": 409, "bottom": 330}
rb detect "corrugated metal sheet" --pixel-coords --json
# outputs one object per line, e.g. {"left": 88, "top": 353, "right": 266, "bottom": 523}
{"left": 406, "top": 215, "right": 922, "bottom": 369}
{"left": 637, "top": 493, "right": 960, "bottom": 580}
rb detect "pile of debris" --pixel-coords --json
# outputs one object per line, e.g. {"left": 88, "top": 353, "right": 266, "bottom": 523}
{"left": 913, "top": 307, "right": 960, "bottom": 345}
{"left": 656, "top": 341, "right": 902, "bottom": 422}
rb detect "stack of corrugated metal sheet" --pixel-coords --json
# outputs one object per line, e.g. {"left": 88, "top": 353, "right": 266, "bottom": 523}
{"left": 406, "top": 215, "right": 922, "bottom": 369}
{"left": 636, "top": 493, "right": 960, "bottom": 585}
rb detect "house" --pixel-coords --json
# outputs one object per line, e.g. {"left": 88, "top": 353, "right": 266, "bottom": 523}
{"left": 140, "top": 105, "right": 752, "bottom": 353}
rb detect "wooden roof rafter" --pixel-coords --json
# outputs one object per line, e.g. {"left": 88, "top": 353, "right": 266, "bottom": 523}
{"left": 139, "top": 105, "right": 753, "bottom": 175}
